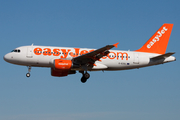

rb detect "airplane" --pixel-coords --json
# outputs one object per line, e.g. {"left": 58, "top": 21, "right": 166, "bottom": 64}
{"left": 3, "top": 23, "right": 176, "bottom": 83}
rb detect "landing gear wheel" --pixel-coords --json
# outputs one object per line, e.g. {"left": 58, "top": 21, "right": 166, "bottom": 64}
{"left": 84, "top": 72, "right": 90, "bottom": 79}
{"left": 26, "top": 66, "right": 31, "bottom": 78}
{"left": 80, "top": 71, "right": 90, "bottom": 83}
{"left": 81, "top": 77, "right": 87, "bottom": 83}
{"left": 26, "top": 73, "right": 30, "bottom": 77}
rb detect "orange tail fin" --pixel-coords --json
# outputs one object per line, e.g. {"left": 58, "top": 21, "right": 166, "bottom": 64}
{"left": 135, "top": 23, "right": 173, "bottom": 54}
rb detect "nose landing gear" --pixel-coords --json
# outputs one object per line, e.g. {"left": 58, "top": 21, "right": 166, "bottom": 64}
{"left": 80, "top": 71, "right": 90, "bottom": 83}
{"left": 26, "top": 66, "right": 31, "bottom": 77}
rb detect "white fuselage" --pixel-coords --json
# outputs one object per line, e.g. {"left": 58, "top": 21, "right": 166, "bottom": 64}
{"left": 3, "top": 45, "right": 176, "bottom": 71}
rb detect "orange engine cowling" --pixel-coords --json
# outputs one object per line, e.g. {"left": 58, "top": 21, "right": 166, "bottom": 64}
{"left": 51, "top": 68, "right": 69, "bottom": 77}
{"left": 51, "top": 59, "right": 73, "bottom": 77}
{"left": 51, "top": 68, "right": 76, "bottom": 77}
{"left": 54, "top": 59, "right": 72, "bottom": 70}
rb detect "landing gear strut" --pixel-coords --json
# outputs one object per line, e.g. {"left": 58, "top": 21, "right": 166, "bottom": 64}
{"left": 26, "top": 66, "right": 31, "bottom": 77}
{"left": 80, "top": 71, "right": 90, "bottom": 83}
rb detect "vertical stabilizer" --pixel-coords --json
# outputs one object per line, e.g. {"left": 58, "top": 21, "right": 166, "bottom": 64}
{"left": 135, "top": 24, "right": 173, "bottom": 54}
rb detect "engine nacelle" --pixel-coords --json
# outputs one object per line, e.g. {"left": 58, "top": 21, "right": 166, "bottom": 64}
{"left": 54, "top": 59, "right": 72, "bottom": 70}
{"left": 51, "top": 68, "right": 69, "bottom": 77}
{"left": 51, "top": 59, "right": 77, "bottom": 77}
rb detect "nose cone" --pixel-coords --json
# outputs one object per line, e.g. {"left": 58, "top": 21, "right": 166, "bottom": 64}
{"left": 3, "top": 53, "right": 12, "bottom": 63}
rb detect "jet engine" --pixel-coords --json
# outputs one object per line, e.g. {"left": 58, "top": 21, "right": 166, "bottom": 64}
{"left": 54, "top": 59, "right": 72, "bottom": 70}
{"left": 51, "top": 59, "right": 76, "bottom": 77}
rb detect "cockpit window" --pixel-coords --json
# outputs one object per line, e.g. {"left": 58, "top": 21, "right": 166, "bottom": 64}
{"left": 11, "top": 49, "right": 21, "bottom": 53}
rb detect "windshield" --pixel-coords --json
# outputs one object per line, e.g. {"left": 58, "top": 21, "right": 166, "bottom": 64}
{"left": 11, "top": 49, "right": 21, "bottom": 53}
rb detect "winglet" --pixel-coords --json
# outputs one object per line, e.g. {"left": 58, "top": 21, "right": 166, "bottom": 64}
{"left": 113, "top": 42, "right": 119, "bottom": 48}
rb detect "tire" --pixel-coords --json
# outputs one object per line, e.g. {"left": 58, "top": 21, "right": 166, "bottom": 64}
{"left": 84, "top": 72, "right": 90, "bottom": 79}
{"left": 26, "top": 73, "right": 30, "bottom": 77}
{"left": 81, "top": 77, "right": 87, "bottom": 83}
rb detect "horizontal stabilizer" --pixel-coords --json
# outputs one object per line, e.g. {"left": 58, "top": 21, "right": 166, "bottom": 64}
{"left": 151, "top": 52, "right": 175, "bottom": 60}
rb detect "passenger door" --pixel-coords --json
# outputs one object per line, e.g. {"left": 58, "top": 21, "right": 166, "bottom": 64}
{"left": 133, "top": 53, "right": 139, "bottom": 64}
{"left": 26, "top": 46, "right": 33, "bottom": 58}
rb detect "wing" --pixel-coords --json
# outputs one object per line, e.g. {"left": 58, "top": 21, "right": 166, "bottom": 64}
{"left": 72, "top": 43, "right": 119, "bottom": 67}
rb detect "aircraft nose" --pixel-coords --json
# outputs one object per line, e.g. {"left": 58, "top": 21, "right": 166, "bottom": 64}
{"left": 3, "top": 53, "right": 12, "bottom": 62}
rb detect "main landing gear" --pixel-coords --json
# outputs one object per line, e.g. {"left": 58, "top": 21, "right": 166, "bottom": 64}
{"left": 26, "top": 66, "right": 31, "bottom": 77}
{"left": 80, "top": 71, "right": 90, "bottom": 83}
